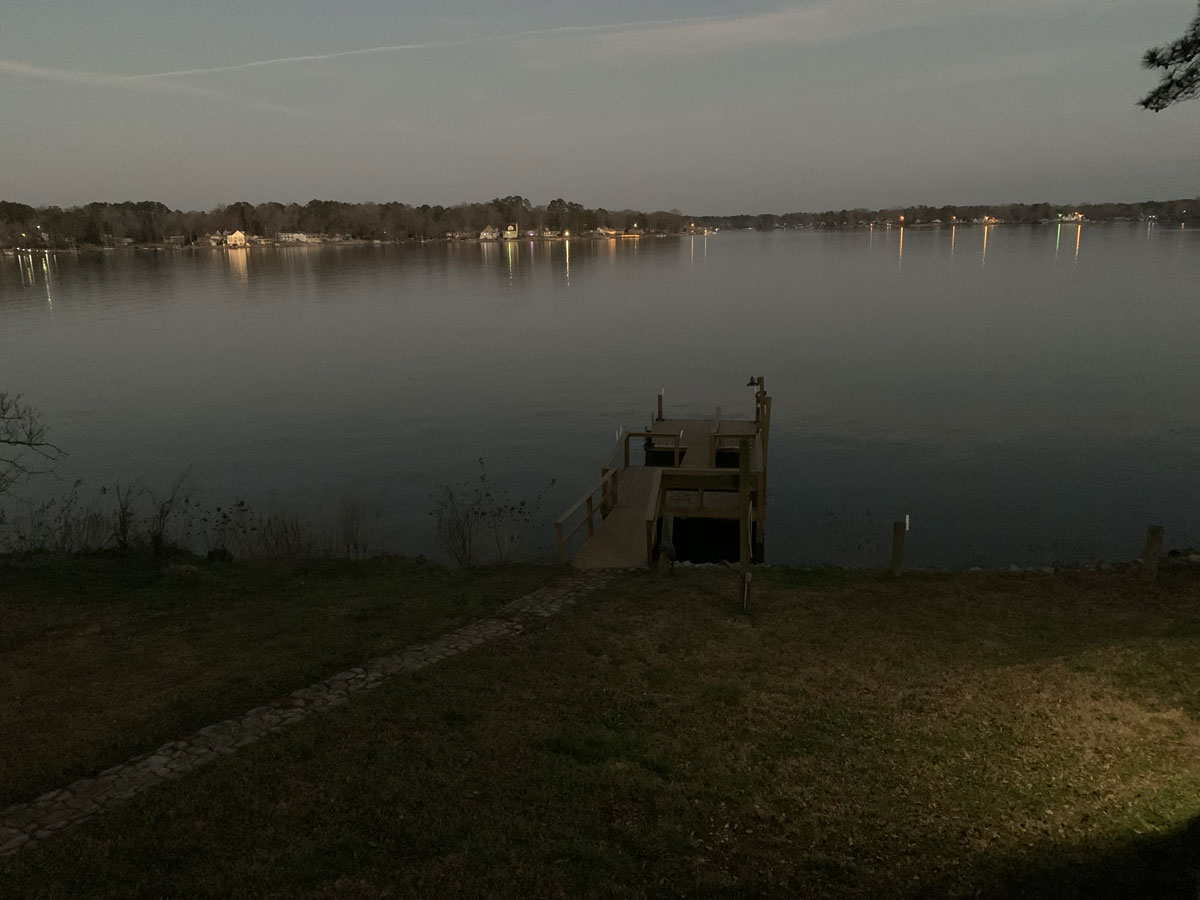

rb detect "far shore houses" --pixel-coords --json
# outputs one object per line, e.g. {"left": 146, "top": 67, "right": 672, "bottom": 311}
{"left": 193, "top": 222, "right": 700, "bottom": 250}
{"left": 207, "top": 230, "right": 344, "bottom": 247}
{"left": 276, "top": 232, "right": 329, "bottom": 243}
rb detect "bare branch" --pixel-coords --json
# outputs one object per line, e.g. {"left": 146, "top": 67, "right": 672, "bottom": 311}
{"left": 0, "top": 391, "right": 65, "bottom": 495}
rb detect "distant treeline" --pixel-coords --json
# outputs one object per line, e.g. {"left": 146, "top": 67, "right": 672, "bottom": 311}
{"left": 698, "top": 198, "right": 1200, "bottom": 231}
{"left": 0, "top": 197, "right": 686, "bottom": 247}
{"left": 1, "top": 195, "right": 1197, "bottom": 247}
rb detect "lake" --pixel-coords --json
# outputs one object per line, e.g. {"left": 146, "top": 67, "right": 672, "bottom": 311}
{"left": 2, "top": 225, "right": 1198, "bottom": 567}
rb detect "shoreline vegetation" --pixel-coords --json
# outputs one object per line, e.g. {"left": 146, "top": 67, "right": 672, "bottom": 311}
{"left": 2, "top": 195, "right": 1197, "bottom": 251}
{"left": 2, "top": 467, "right": 1196, "bottom": 573}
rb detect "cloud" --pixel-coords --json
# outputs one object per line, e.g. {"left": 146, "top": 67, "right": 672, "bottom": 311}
{"left": 121, "top": 1, "right": 947, "bottom": 80}
{"left": 0, "top": 59, "right": 311, "bottom": 117}
{"left": 127, "top": 18, "right": 730, "bottom": 80}
{"left": 589, "top": 0, "right": 942, "bottom": 56}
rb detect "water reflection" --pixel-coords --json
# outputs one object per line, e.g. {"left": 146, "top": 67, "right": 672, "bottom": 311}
{"left": 41, "top": 253, "right": 53, "bottom": 306}
{"left": 12, "top": 250, "right": 54, "bottom": 304}
{"left": 227, "top": 248, "right": 248, "bottom": 283}
{"left": 981, "top": 224, "right": 989, "bottom": 267}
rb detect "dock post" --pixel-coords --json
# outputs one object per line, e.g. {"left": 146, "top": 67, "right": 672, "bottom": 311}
{"left": 890, "top": 521, "right": 906, "bottom": 577}
{"left": 1142, "top": 525, "right": 1164, "bottom": 582}
{"left": 739, "top": 436, "right": 752, "bottom": 608}
{"left": 657, "top": 391, "right": 663, "bottom": 422}
{"left": 658, "top": 515, "right": 676, "bottom": 576}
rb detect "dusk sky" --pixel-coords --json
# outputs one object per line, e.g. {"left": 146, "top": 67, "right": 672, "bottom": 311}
{"left": 2, "top": 0, "right": 1198, "bottom": 214}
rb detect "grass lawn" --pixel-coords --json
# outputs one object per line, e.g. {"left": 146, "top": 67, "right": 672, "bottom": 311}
{"left": 3, "top": 564, "right": 1200, "bottom": 898}
{"left": 0, "top": 554, "right": 556, "bottom": 807}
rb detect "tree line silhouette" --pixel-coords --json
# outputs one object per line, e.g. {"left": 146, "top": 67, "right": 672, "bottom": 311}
{"left": 1, "top": 195, "right": 1197, "bottom": 248}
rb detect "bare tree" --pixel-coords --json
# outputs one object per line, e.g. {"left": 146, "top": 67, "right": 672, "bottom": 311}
{"left": 0, "top": 392, "right": 63, "bottom": 495}
{"left": 1142, "top": 3, "right": 1200, "bottom": 110}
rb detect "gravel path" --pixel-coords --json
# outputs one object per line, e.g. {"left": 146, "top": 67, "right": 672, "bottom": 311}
{"left": 0, "top": 571, "right": 615, "bottom": 857}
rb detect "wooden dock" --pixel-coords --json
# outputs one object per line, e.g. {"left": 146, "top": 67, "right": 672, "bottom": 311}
{"left": 555, "top": 380, "right": 771, "bottom": 569}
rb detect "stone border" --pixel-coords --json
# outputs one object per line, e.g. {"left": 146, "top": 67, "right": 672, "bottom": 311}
{"left": 0, "top": 571, "right": 613, "bottom": 857}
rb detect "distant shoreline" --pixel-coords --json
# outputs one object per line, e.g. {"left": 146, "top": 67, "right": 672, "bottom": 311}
{"left": 3, "top": 218, "right": 1191, "bottom": 256}
{"left": 2, "top": 231, "right": 704, "bottom": 254}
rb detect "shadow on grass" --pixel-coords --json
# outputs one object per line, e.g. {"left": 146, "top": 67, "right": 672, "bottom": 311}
{"left": 925, "top": 815, "right": 1200, "bottom": 899}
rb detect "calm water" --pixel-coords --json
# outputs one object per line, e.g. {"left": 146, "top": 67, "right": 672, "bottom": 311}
{"left": 2, "top": 226, "right": 1198, "bottom": 567}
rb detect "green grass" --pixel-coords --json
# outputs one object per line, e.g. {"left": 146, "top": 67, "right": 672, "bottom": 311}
{"left": 3, "top": 565, "right": 1200, "bottom": 898}
{"left": 0, "top": 553, "right": 555, "bottom": 807}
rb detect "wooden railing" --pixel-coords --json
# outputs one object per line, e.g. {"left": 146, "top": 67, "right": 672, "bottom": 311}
{"left": 658, "top": 468, "right": 762, "bottom": 518}
{"left": 706, "top": 432, "right": 762, "bottom": 469}
{"left": 643, "top": 467, "right": 664, "bottom": 566}
{"left": 623, "top": 430, "right": 683, "bottom": 468}
{"left": 554, "top": 468, "right": 620, "bottom": 564}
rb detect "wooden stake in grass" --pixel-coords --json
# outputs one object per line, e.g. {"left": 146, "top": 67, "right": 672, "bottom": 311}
{"left": 891, "top": 521, "right": 906, "bottom": 577}
{"left": 1142, "top": 525, "right": 1165, "bottom": 582}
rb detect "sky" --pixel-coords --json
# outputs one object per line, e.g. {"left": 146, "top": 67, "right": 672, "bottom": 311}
{"left": 1, "top": 0, "right": 1198, "bottom": 214}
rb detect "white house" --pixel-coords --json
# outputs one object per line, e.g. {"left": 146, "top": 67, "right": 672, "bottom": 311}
{"left": 226, "top": 230, "right": 247, "bottom": 248}
{"left": 479, "top": 225, "right": 500, "bottom": 241}
{"left": 501, "top": 223, "right": 520, "bottom": 240}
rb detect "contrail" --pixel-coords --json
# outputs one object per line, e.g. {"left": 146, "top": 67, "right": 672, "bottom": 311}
{"left": 128, "top": 0, "right": 973, "bottom": 80}
{"left": 131, "top": 16, "right": 735, "bottom": 79}
{"left": 0, "top": 59, "right": 314, "bottom": 117}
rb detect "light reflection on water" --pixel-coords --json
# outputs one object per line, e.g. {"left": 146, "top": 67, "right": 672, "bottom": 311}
{"left": 2, "top": 226, "right": 1198, "bottom": 568}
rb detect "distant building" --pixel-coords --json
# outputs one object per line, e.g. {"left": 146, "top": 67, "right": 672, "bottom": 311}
{"left": 594, "top": 226, "right": 618, "bottom": 237}
{"left": 226, "top": 230, "right": 247, "bottom": 248}
{"left": 501, "top": 223, "right": 520, "bottom": 240}
{"left": 479, "top": 225, "right": 500, "bottom": 241}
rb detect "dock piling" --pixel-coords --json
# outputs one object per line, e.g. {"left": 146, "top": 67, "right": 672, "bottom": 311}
{"left": 890, "top": 521, "right": 906, "bottom": 577}
{"left": 1142, "top": 525, "right": 1164, "bottom": 582}
{"left": 739, "top": 436, "right": 752, "bottom": 607}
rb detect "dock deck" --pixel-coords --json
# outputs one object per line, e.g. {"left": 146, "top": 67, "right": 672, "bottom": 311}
{"left": 556, "top": 381, "right": 772, "bottom": 569}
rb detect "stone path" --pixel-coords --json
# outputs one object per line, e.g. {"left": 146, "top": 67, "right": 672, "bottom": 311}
{"left": 0, "top": 571, "right": 615, "bottom": 858}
